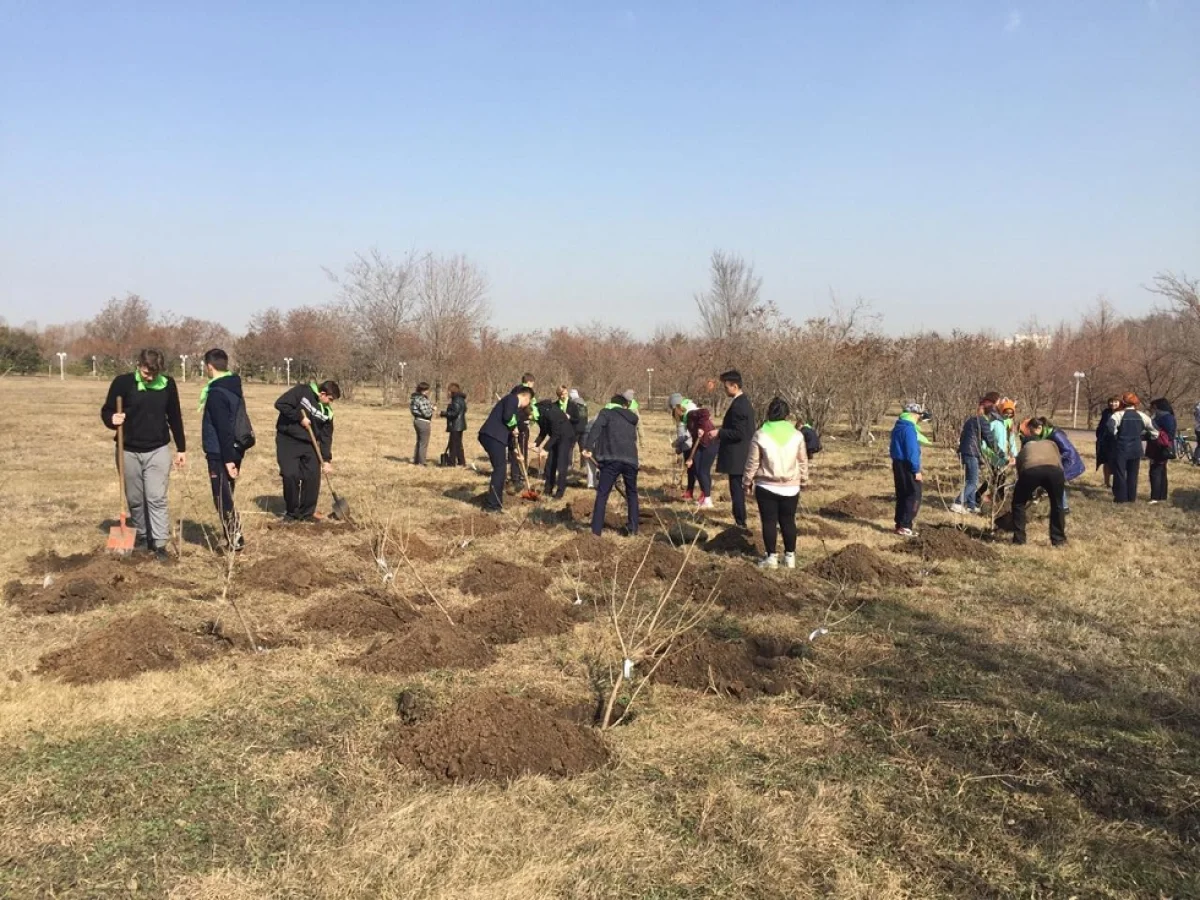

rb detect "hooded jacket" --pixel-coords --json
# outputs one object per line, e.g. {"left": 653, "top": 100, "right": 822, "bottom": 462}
{"left": 742, "top": 420, "right": 810, "bottom": 491}
{"left": 569, "top": 393, "right": 589, "bottom": 436}
{"left": 534, "top": 399, "right": 573, "bottom": 445}
{"left": 716, "top": 392, "right": 755, "bottom": 475}
{"left": 275, "top": 383, "right": 334, "bottom": 461}
{"left": 441, "top": 392, "right": 467, "bottom": 432}
{"left": 1049, "top": 429, "right": 1085, "bottom": 481}
{"left": 584, "top": 406, "right": 639, "bottom": 466}
{"left": 202, "top": 373, "right": 245, "bottom": 464}
{"left": 958, "top": 413, "right": 999, "bottom": 460}
{"left": 889, "top": 413, "right": 923, "bottom": 474}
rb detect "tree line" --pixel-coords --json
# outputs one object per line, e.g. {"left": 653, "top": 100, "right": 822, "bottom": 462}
{"left": 3, "top": 251, "right": 1197, "bottom": 434}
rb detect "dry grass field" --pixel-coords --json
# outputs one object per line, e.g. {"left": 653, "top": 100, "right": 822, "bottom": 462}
{"left": 2, "top": 378, "right": 1199, "bottom": 899}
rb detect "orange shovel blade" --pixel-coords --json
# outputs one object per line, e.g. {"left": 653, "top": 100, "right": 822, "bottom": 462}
{"left": 106, "top": 519, "right": 136, "bottom": 555}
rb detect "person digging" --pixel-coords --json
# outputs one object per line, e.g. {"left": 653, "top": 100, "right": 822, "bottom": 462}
{"left": 274, "top": 379, "right": 340, "bottom": 522}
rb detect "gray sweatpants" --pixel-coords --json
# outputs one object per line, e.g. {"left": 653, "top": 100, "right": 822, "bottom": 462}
{"left": 413, "top": 418, "right": 432, "bottom": 465}
{"left": 117, "top": 445, "right": 172, "bottom": 547}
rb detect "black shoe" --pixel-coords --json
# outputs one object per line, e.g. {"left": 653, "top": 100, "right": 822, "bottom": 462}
{"left": 149, "top": 545, "right": 171, "bottom": 563}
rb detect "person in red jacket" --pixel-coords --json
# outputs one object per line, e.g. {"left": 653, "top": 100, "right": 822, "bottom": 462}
{"left": 680, "top": 399, "right": 720, "bottom": 510}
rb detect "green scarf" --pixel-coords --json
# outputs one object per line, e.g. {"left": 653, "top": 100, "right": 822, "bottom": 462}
{"left": 760, "top": 420, "right": 797, "bottom": 447}
{"left": 134, "top": 369, "right": 167, "bottom": 391}
{"left": 197, "top": 370, "right": 234, "bottom": 411}
{"left": 310, "top": 382, "right": 334, "bottom": 420}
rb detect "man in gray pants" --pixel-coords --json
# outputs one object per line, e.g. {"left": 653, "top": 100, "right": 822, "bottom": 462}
{"left": 101, "top": 349, "right": 187, "bottom": 560}
{"left": 410, "top": 381, "right": 434, "bottom": 465}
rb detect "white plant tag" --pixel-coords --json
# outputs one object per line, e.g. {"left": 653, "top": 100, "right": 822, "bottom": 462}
{"left": 808, "top": 627, "right": 829, "bottom": 643}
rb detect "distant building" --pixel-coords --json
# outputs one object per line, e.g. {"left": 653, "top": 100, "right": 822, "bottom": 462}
{"left": 1003, "top": 332, "right": 1053, "bottom": 350}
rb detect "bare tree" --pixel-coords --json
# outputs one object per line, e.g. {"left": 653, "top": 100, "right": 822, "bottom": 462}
{"left": 328, "top": 249, "right": 417, "bottom": 406}
{"left": 416, "top": 254, "right": 490, "bottom": 403}
{"left": 694, "top": 250, "right": 767, "bottom": 346}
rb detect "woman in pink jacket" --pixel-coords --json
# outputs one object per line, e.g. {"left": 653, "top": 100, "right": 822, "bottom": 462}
{"left": 742, "top": 397, "right": 810, "bottom": 569}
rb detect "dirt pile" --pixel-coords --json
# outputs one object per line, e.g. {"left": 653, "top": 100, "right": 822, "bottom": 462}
{"left": 242, "top": 556, "right": 336, "bottom": 595}
{"left": 349, "top": 617, "right": 496, "bottom": 675}
{"left": 807, "top": 543, "right": 918, "bottom": 587}
{"left": 431, "top": 513, "right": 507, "bottom": 542}
{"left": 563, "top": 495, "right": 650, "bottom": 531}
{"left": 716, "top": 567, "right": 820, "bottom": 616}
{"left": 294, "top": 590, "right": 420, "bottom": 637}
{"left": 894, "top": 525, "right": 999, "bottom": 563}
{"left": 370, "top": 531, "right": 442, "bottom": 564}
{"left": 387, "top": 689, "right": 609, "bottom": 782}
{"left": 543, "top": 534, "right": 609, "bottom": 568}
{"left": 654, "top": 633, "right": 805, "bottom": 698}
{"left": 459, "top": 591, "right": 574, "bottom": 644}
{"left": 456, "top": 558, "right": 545, "bottom": 597}
{"left": 704, "top": 526, "right": 763, "bottom": 557}
{"left": 36, "top": 610, "right": 219, "bottom": 684}
{"left": 4, "top": 553, "right": 157, "bottom": 615}
{"left": 818, "top": 494, "right": 883, "bottom": 520}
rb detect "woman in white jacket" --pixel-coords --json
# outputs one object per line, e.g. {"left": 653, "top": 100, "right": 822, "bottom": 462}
{"left": 742, "top": 397, "right": 810, "bottom": 569}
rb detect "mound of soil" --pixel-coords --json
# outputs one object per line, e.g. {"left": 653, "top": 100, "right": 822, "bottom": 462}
{"left": 349, "top": 617, "right": 496, "bottom": 675}
{"left": 387, "top": 689, "right": 609, "bottom": 782}
{"left": 242, "top": 556, "right": 337, "bottom": 594}
{"left": 704, "top": 526, "right": 763, "bottom": 557}
{"left": 807, "top": 543, "right": 918, "bottom": 587}
{"left": 35, "top": 610, "right": 219, "bottom": 684}
{"left": 563, "top": 495, "right": 650, "bottom": 531}
{"left": 5, "top": 554, "right": 153, "bottom": 615}
{"left": 655, "top": 520, "right": 710, "bottom": 548}
{"left": 456, "top": 558, "right": 545, "bottom": 597}
{"left": 430, "top": 513, "right": 507, "bottom": 541}
{"left": 716, "top": 567, "right": 820, "bottom": 616}
{"left": 368, "top": 530, "right": 442, "bottom": 564}
{"left": 543, "top": 534, "right": 609, "bottom": 568}
{"left": 817, "top": 494, "right": 883, "bottom": 520}
{"left": 894, "top": 525, "right": 999, "bottom": 563}
{"left": 798, "top": 518, "right": 845, "bottom": 540}
{"left": 25, "top": 550, "right": 98, "bottom": 575}
{"left": 294, "top": 590, "right": 420, "bottom": 637}
{"left": 459, "top": 591, "right": 574, "bottom": 644}
{"left": 654, "top": 633, "right": 805, "bottom": 699}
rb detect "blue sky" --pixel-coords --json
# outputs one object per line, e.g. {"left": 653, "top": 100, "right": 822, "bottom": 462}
{"left": 2, "top": 1, "right": 1197, "bottom": 334}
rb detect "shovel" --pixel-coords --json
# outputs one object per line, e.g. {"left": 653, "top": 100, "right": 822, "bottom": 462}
{"left": 514, "top": 440, "right": 540, "bottom": 502}
{"left": 106, "top": 396, "right": 137, "bottom": 555}
{"left": 304, "top": 422, "right": 351, "bottom": 520}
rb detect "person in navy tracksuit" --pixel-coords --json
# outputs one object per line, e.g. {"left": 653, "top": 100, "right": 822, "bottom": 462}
{"left": 889, "top": 402, "right": 928, "bottom": 536}
{"left": 1147, "top": 398, "right": 1177, "bottom": 504}
{"left": 200, "top": 348, "right": 247, "bottom": 551}
{"left": 1107, "top": 393, "right": 1158, "bottom": 504}
{"left": 479, "top": 386, "right": 533, "bottom": 511}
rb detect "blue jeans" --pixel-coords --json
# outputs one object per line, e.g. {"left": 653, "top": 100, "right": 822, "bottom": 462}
{"left": 955, "top": 456, "right": 980, "bottom": 510}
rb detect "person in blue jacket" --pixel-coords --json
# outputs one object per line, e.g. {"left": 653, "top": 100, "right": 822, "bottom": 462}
{"left": 890, "top": 402, "right": 929, "bottom": 536}
{"left": 1021, "top": 417, "right": 1085, "bottom": 514}
{"left": 479, "top": 386, "right": 533, "bottom": 511}
{"left": 1146, "top": 398, "right": 1177, "bottom": 504}
{"left": 1107, "top": 393, "right": 1158, "bottom": 504}
{"left": 200, "top": 348, "right": 247, "bottom": 551}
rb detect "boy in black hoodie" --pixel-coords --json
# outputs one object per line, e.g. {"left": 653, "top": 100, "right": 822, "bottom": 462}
{"left": 274, "top": 379, "right": 340, "bottom": 521}
{"left": 100, "top": 348, "right": 186, "bottom": 559}
{"left": 199, "top": 348, "right": 248, "bottom": 551}
{"left": 583, "top": 395, "right": 640, "bottom": 536}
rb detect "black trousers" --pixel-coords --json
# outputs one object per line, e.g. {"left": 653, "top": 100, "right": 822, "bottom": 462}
{"left": 593, "top": 461, "right": 639, "bottom": 535}
{"left": 892, "top": 461, "right": 922, "bottom": 528}
{"left": 728, "top": 474, "right": 748, "bottom": 526}
{"left": 1012, "top": 465, "right": 1067, "bottom": 545}
{"left": 509, "top": 423, "right": 530, "bottom": 484}
{"left": 754, "top": 486, "right": 799, "bottom": 554}
{"left": 448, "top": 430, "right": 466, "bottom": 466}
{"left": 543, "top": 438, "right": 572, "bottom": 497}
{"left": 480, "top": 435, "right": 507, "bottom": 511}
{"left": 1112, "top": 455, "right": 1141, "bottom": 503}
{"left": 277, "top": 437, "right": 319, "bottom": 519}
{"left": 1149, "top": 461, "right": 1168, "bottom": 501}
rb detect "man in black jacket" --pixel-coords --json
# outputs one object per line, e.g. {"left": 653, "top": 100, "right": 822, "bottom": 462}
{"left": 583, "top": 396, "right": 640, "bottom": 536}
{"left": 478, "top": 386, "right": 533, "bottom": 511}
{"left": 274, "top": 380, "right": 339, "bottom": 521}
{"left": 711, "top": 369, "right": 755, "bottom": 528}
{"left": 199, "top": 348, "right": 247, "bottom": 551}
{"left": 100, "top": 348, "right": 186, "bottom": 560}
{"left": 534, "top": 397, "right": 574, "bottom": 499}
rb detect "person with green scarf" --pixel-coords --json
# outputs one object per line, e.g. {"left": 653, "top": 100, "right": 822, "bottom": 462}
{"left": 100, "top": 348, "right": 187, "bottom": 560}
{"left": 274, "top": 378, "right": 340, "bottom": 522}
{"left": 199, "top": 348, "right": 248, "bottom": 551}
{"left": 741, "top": 397, "right": 809, "bottom": 569}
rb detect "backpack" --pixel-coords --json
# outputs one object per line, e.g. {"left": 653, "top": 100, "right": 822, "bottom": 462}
{"left": 801, "top": 424, "right": 822, "bottom": 457}
{"left": 233, "top": 396, "right": 256, "bottom": 453}
{"left": 1156, "top": 426, "right": 1176, "bottom": 460}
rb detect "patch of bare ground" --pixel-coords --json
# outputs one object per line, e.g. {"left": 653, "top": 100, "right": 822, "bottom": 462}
{"left": 458, "top": 591, "right": 574, "bottom": 644}
{"left": 5, "top": 551, "right": 187, "bottom": 615}
{"left": 429, "top": 512, "right": 507, "bottom": 541}
{"left": 456, "top": 557, "right": 546, "bottom": 597}
{"left": 348, "top": 617, "right": 495, "bottom": 675}
{"left": 34, "top": 610, "right": 221, "bottom": 684}
{"left": 386, "top": 688, "right": 609, "bottom": 782}
{"left": 293, "top": 590, "right": 420, "bottom": 637}
{"left": 893, "top": 524, "right": 999, "bottom": 562}
{"left": 817, "top": 493, "right": 884, "bottom": 520}
{"left": 807, "top": 542, "right": 918, "bottom": 586}
{"left": 654, "top": 632, "right": 806, "bottom": 699}
{"left": 241, "top": 555, "right": 339, "bottom": 594}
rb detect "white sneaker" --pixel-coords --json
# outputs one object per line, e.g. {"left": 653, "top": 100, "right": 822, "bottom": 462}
{"left": 895, "top": 527, "right": 916, "bottom": 538}
{"left": 949, "top": 503, "right": 966, "bottom": 514}
{"left": 783, "top": 552, "right": 796, "bottom": 569}
{"left": 757, "top": 554, "right": 779, "bottom": 569}
{"left": 1149, "top": 500, "right": 1159, "bottom": 506}
{"left": 698, "top": 497, "right": 714, "bottom": 510}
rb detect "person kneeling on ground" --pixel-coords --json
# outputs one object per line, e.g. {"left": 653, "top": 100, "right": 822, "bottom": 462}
{"left": 889, "top": 402, "right": 929, "bottom": 537}
{"left": 199, "top": 348, "right": 248, "bottom": 551}
{"left": 274, "top": 380, "right": 339, "bottom": 522}
{"left": 1012, "top": 417, "right": 1067, "bottom": 547}
{"left": 478, "top": 386, "right": 533, "bottom": 511}
{"left": 534, "top": 396, "right": 574, "bottom": 499}
{"left": 100, "top": 348, "right": 187, "bottom": 561}
{"left": 742, "top": 397, "right": 809, "bottom": 569}
{"left": 583, "top": 395, "right": 640, "bottom": 536}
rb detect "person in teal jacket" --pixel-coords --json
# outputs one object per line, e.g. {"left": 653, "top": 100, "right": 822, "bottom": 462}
{"left": 889, "top": 402, "right": 929, "bottom": 536}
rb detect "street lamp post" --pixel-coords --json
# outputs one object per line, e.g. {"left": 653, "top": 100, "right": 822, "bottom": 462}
{"left": 400, "top": 361, "right": 407, "bottom": 391}
{"left": 91, "top": 356, "right": 97, "bottom": 378}
{"left": 284, "top": 357, "right": 293, "bottom": 384}
{"left": 180, "top": 354, "right": 189, "bottom": 382}
{"left": 56, "top": 352, "right": 66, "bottom": 381}
{"left": 1072, "top": 372, "right": 1086, "bottom": 430}
{"left": 646, "top": 368, "right": 654, "bottom": 406}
